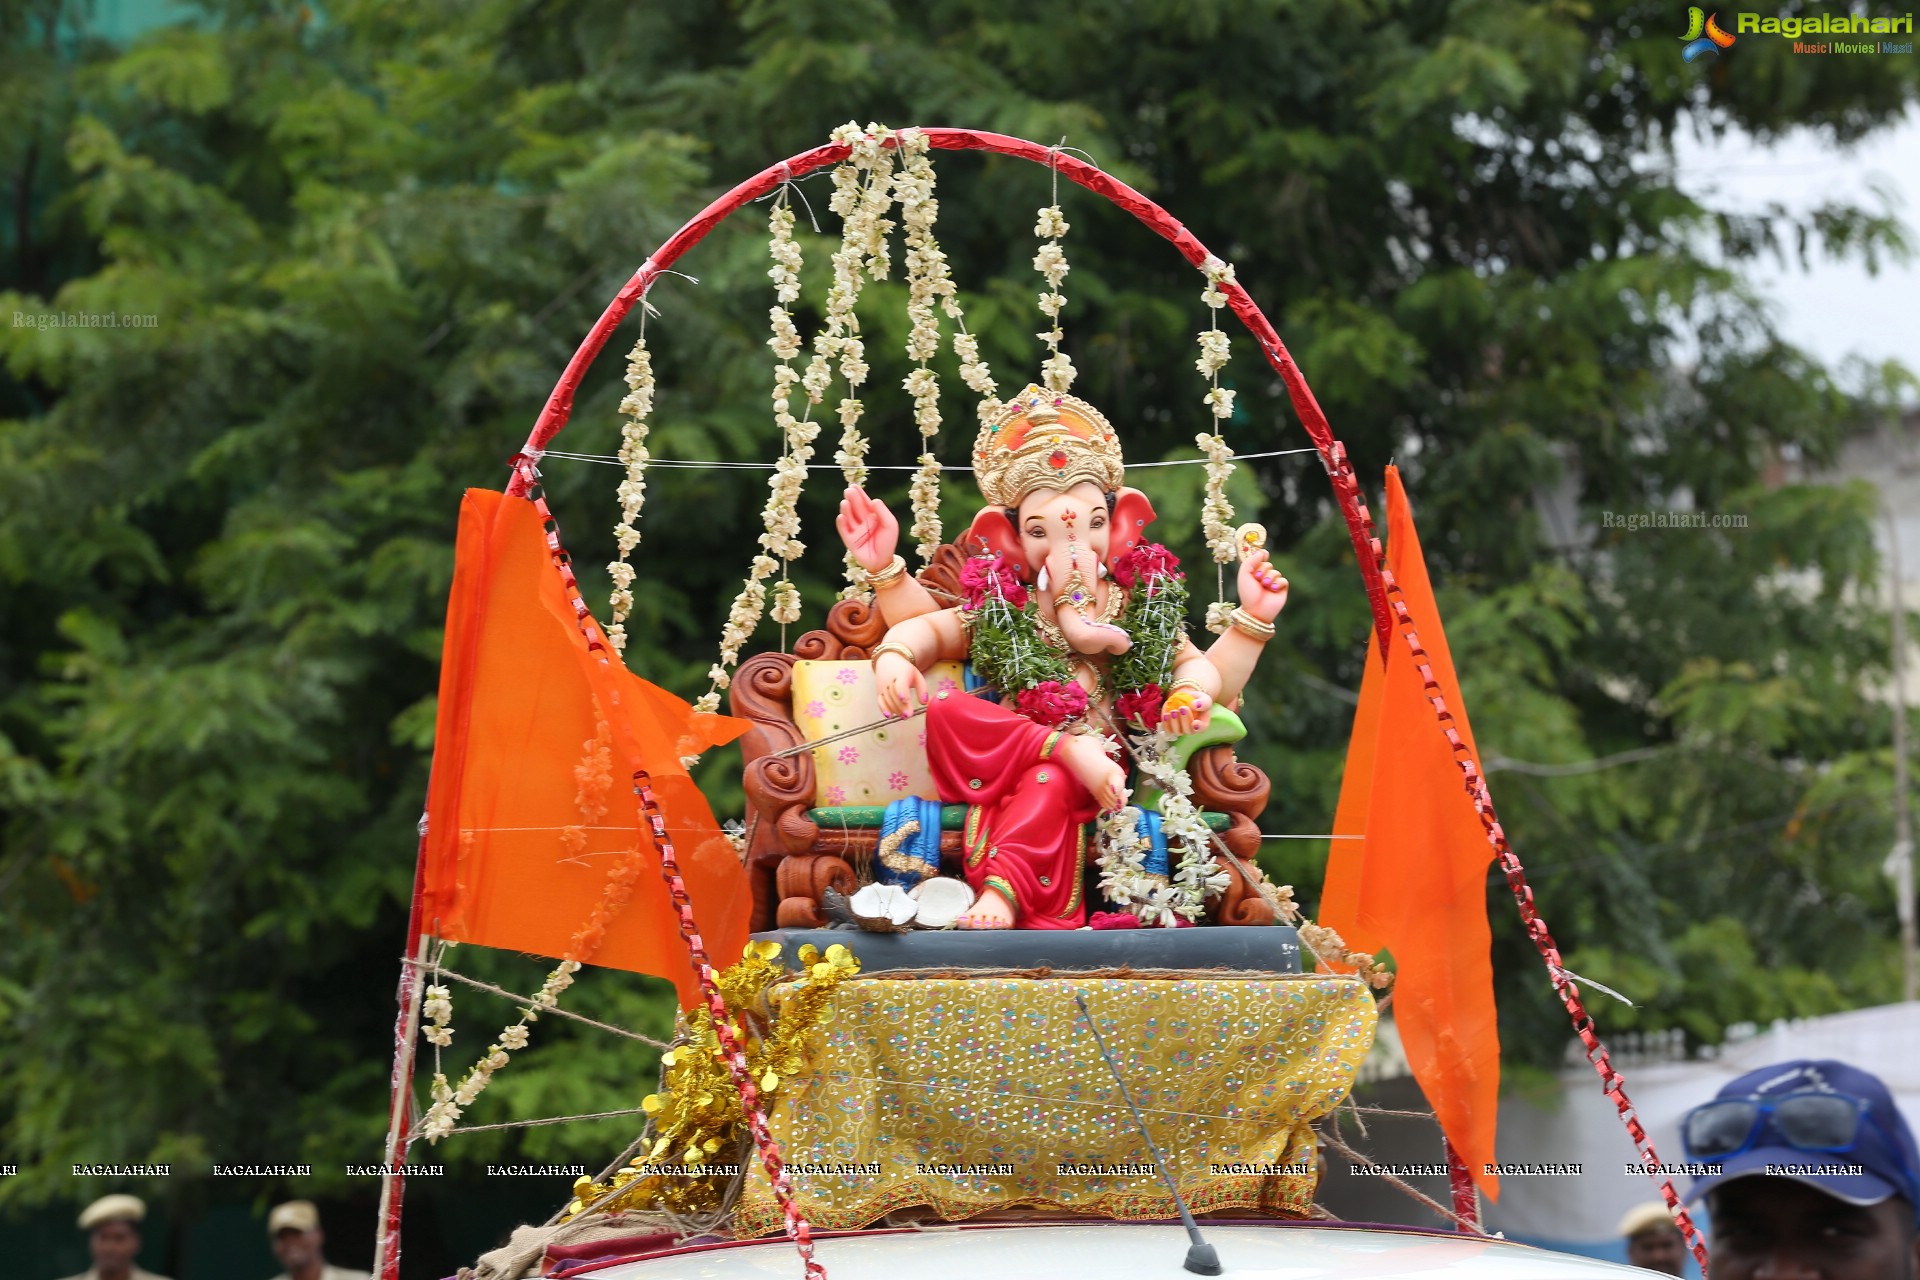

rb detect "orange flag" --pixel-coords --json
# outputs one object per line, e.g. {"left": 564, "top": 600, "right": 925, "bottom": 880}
{"left": 1321, "top": 466, "right": 1501, "bottom": 1198}
{"left": 420, "top": 489, "right": 751, "bottom": 1008}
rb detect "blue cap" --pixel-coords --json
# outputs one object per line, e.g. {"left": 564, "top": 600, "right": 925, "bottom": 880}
{"left": 1685, "top": 1059, "right": 1920, "bottom": 1218}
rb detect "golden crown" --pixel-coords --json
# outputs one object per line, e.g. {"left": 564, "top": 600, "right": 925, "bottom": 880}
{"left": 971, "top": 384, "right": 1125, "bottom": 508}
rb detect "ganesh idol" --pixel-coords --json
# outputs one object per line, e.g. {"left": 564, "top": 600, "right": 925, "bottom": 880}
{"left": 834, "top": 385, "right": 1290, "bottom": 930}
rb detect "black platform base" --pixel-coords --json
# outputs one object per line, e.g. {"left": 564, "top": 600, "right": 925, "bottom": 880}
{"left": 751, "top": 925, "right": 1302, "bottom": 974}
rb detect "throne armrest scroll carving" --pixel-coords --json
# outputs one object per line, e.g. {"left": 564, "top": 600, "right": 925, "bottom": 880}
{"left": 1190, "top": 743, "right": 1278, "bottom": 927}
{"left": 732, "top": 651, "right": 820, "bottom": 931}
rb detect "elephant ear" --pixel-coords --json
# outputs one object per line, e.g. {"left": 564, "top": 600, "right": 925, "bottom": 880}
{"left": 963, "top": 507, "right": 1030, "bottom": 583}
{"left": 1110, "top": 487, "right": 1159, "bottom": 560}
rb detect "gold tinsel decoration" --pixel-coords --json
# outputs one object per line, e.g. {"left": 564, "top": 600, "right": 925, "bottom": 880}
{"left": 564, "top": 940, "right": 862, "bottom": 1219}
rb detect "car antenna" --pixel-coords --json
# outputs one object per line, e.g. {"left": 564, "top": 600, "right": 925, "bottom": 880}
{"left": 1073, "top": 992, "right": 1223, "bottom": 1276}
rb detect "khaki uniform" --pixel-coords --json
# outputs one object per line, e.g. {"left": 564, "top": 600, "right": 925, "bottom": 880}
{"left": 56, "top": 1270, "right": 174, "bottom": 1280}
{"left": 266, "top": 1270, "right": 371, "bottom": 1280}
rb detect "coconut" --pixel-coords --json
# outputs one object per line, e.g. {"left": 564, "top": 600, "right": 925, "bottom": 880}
{"left": 849, "top": 882, "right": 918, "bottom": 932}
{"left": 909, "top": 877, "right": 976, "bottom": 929}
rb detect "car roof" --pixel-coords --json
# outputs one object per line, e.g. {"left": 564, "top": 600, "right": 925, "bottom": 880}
{"left": 572, "top": 1220, "right": 1650, "bottom": 1278}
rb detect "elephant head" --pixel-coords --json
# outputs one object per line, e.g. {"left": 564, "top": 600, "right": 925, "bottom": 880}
{"left": 963, "top": 482, "right": 1159, "bottom": 655}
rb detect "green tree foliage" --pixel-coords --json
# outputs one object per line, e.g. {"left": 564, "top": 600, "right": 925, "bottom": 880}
{"left": 2, "top": 0, "right": 1917, "bottom": 1207}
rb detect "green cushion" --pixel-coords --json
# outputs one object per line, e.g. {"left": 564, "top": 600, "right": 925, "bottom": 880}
{"left": 1169, "top": 706, "right": 1246, "bottom": 770}
{"left": 808, "top": 804, "right": 1230, "bottom": 832}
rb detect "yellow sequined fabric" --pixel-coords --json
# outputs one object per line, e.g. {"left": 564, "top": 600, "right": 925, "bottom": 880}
{"left": 734, "top": 974, "right": 1376, "bottom": 1236}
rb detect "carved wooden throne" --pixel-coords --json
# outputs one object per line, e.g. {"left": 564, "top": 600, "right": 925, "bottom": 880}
{"left": 730, "top": 544, "right": 1279, "bottom": 932}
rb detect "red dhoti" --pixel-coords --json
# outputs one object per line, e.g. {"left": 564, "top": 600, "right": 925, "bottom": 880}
{"left": 925, "top": 691, "right": 1098, "bottom": 929}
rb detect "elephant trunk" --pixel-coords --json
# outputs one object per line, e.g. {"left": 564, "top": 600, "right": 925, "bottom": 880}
{"left": 1043, "top": 545, "right": 1132, "bottom": 656}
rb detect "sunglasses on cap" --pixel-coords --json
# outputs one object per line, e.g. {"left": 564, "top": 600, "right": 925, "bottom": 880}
{"left": 1682, "top": 1090, "right": 1920, "bottom": 1188}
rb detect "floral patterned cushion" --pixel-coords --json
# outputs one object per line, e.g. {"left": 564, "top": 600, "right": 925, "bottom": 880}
{"left": 791, "top": 660, "right": 967, "bottom": 807}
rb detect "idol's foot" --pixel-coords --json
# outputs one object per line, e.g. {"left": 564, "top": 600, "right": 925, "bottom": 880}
{"left": 955, "top": 886, "right": 1015, "bottom": 930}
{"left": 1057, "top": 732, "right": 1129, "bottom": 811}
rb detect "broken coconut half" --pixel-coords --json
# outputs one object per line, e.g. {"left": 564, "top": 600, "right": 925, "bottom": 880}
{"left": 909, "top": 877, "right": 976, "bottom": 930}
{"left": 849, "top": 882, "right": 918, "bottom": 932}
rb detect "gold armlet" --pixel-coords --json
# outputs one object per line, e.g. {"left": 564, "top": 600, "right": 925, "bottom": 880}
{"left": 863, "top": 555, "right": 910, "bottom": 589}
{"left": 1229, "top": 607, "right": 1275, "bottom": 641}
{"left": 871, "top": 640, "right": 918, "bottom": 666}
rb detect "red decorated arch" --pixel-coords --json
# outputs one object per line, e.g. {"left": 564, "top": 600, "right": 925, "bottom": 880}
{"left": 371, "top": 128, "right": 1710, "bottom": 1277}
{"left": 500, "top": 127, "right": 1397, "bottom": 654}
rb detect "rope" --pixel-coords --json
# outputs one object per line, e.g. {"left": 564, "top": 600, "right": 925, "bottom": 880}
{"left": 1206, "top": 830, "right": 1294, "bottom": 920}
{"left": 767, "top": 684, "right": 1003, "bottom": 758}
{"left": 399, "top": 958, "right": 673, "bottom": 1049}
{"left": 1320, "top": 1113, "right": 1481, "bottom": 1233}
{"left": 533, "top": 447, "right": 1318, "bottom": 471}
{"left": 447, "top": 1107, "right": 649, "bottom": 1134}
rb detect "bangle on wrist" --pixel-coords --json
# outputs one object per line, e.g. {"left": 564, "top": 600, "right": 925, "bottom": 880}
{"left": 871, "top": 640, "right": 917, "bottom": 666}
{"left": 1229, "top": 607, "right": 1275, "bottom": 641}
{"left": 1167, "top": 677, "right": 1207, "bottom": 698}
{"left": 864, "top": 555, "right": 909, "bottom": 589}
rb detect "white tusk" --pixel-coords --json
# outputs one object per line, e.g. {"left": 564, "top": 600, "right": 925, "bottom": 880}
{"left": 1097, "top": 562, "right": 1107, "bottom": 580}
{"left": 1037, "top": 566, "right": 1051, "bottom": 594}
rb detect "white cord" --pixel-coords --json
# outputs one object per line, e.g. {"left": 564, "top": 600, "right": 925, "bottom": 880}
{"left": 534, "top": 447, "right": 1319, "bottom": 472}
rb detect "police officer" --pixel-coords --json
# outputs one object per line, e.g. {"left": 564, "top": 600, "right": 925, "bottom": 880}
{"left": 264, "top": 1201, "right": 370, "bottom": 1280}
{"left": 57, "top": 1195, "right": 173, "bottom": 1280}
{"left": 1617, "top": 1202, "right": 1685, "bottom": 1275}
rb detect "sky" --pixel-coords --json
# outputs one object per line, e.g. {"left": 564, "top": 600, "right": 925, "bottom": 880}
{"left": 1672, "top": 105, "right": 1920, "bottom": 378}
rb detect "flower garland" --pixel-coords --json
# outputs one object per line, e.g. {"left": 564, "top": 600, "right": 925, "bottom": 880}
{"left": 895, "top": 128, "right": 952, "bottom": 563}
{"left": 956, "top": 540, "right": 1221, "bottom": 923}
{"left": 564, "top": 940, "right": 861, "bottom": 1219}
{"left": 604, "top": 328, "right": 655, "bottom": 655}
{"left": 691, "top": 182, "right": 829, "bottom": 716}
{"left": 422, "top": 980, "right": 453, "bottom": 1047}
{"left": 1128, "top": 730, "right": 1232, "bottom": 923}
{"left": 952, "top": 327, "right": 1002, "bottom": 426}
{"left": 1094, "top": 807, "right": 1160, "bottom": 919}
{"left": 690, "top": 124, "right": 1001, "bottom": 714}
{"left": 1109, "top": 543, "right": 1190, "bottom": 698}
{"left": 1033, "top": 203, "right": 1076, "bottom": 393}
{"left": 420, "top": 953, "right": 585, "bottom": 1142}
{"left": 962, "top": 542, "right": 1192, "bottom": 729}
{"left": 1199, "top": 432, "right": 1237, "bottom": 635}
{"left": 959, "top": 552, "right": 1076, "bottom": 713}
{"left": 1196, "top": 256, "right": 1239, "bottom": 634}
{"left": 766, "top": 199, "right": 811, "bottom": 632}
{"left": 1299, "top": 921, "right": 1395, "bottom": 989}
{"left": 825, "top": 122, "right": 897, "bottom": 595}
{"left": 1197, "top": 255, "right": 1236, "bottom": 422}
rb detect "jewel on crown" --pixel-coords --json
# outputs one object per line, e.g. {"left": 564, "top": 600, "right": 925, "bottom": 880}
{"left": 971, "top": 382, "right": 1126, "bottom": 508}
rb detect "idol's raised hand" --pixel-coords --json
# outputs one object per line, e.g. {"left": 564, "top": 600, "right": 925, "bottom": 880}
{"left": 1236, "top": 548, "right": 1290, "bottom": 623}
{"left": 835, "top": 486, "right": 900, "bottom": 575}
